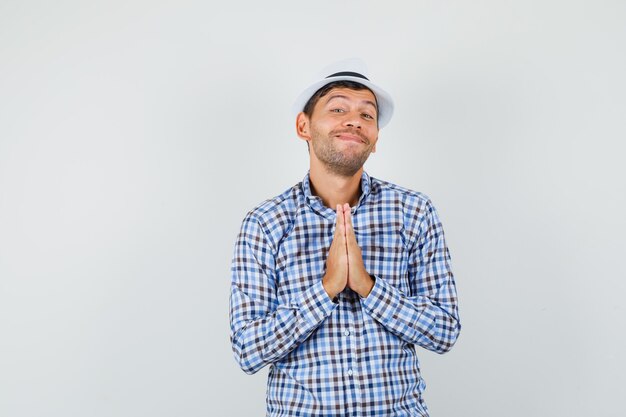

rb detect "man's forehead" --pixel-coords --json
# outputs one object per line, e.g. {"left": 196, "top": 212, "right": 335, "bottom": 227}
{"left": 322, "top": 87, "right": 378, "bottom": 109}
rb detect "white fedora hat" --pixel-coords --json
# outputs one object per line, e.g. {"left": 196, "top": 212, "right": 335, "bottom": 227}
{"left": 292, "top": 58, "right": 394, "bottom": 128}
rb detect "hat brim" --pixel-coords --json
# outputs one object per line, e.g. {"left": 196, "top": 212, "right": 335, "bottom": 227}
{"left": 292, "top": 75, "right": 394, "bottom": 129}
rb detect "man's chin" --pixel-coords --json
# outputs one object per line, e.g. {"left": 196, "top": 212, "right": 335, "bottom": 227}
{"left": 324, "top": 161, "right": 366, "bottom": 177}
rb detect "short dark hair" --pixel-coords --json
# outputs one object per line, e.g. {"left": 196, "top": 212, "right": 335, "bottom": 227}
{"left": 302, "top": 80, "right": 378, "bottom": 122}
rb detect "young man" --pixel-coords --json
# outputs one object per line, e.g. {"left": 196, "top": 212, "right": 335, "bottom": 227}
{"left": 229, "top": 60, "right": 460, "bottom": 417}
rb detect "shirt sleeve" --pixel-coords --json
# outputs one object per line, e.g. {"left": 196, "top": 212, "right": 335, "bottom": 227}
{"left": 360, "top": 198, "right": 461, "bottom": 354}
{"left": 229, "top": 213, "right": 337, "bottom": 374}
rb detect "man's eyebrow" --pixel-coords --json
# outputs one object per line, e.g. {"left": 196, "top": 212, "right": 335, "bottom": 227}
{"left": 325, "top": 94, "right": 378, "bottom": 112}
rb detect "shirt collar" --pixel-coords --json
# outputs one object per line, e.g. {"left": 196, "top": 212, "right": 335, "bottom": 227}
{"left": 302, "top": 171, "right": 372, "bottom": 211}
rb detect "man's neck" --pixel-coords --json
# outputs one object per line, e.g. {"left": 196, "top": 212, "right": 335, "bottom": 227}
{"left": 309, "top": 164, "right": 363, "bottom": 209}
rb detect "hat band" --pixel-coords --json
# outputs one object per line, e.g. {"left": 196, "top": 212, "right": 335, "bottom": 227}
{"left": 325, "top": 71, "right": 369, "bottom": 81}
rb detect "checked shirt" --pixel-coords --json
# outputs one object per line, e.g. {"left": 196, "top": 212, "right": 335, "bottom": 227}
{"left": 229, "top": 171, "right": 460, "bottom": 417}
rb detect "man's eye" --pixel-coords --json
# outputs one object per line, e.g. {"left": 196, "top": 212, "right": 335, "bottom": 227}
{"left": 362, "top": 113, "right": 374, "bottom": 120}
{"left": 331, "top": 108, "right": 345, "bottom": 113}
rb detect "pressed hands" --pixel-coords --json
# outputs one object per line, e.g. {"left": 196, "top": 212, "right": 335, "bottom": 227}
{"left": 322, "top": 203, "right": 375, "bottom": 300}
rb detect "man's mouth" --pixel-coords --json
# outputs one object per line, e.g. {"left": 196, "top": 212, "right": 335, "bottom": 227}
{"left": 334, "top": 130, "right": 368, "bottom": 144}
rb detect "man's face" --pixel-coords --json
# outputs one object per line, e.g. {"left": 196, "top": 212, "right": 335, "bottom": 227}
{"left": 303, "top": 87, "right": 380, "bottom": 177}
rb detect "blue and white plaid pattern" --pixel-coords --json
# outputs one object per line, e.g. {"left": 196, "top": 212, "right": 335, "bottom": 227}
{"left": 230, "top": 172, "right": 460, "bottom": 417}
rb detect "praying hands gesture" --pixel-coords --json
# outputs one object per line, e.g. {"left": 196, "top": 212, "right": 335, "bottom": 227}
{"left": 322, "top": 203, "right": 375, "bottom": 299}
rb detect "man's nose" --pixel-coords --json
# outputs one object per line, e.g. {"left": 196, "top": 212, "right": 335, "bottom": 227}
{"left": 343, "top": 111, "right": 361, "bottom": 128}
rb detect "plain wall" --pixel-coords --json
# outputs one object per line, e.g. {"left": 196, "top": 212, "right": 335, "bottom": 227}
{"left": 1, "top": 1, "right": 625, "bottom": 416}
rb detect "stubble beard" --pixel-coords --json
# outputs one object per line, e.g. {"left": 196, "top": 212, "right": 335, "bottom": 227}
{"left": 310, "top": 127, "right": 373, "bottom": 177}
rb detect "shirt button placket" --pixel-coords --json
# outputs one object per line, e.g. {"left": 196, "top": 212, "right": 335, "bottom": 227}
{"left": 342, "top": 296, "right": 357, "bottom": 416}
{"left": 351, "top": 289, "right": 363, "bottom": 416}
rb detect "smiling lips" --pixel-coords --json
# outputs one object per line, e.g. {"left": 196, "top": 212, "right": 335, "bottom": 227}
{"left": 334, "top": 130, "right": 368, "bottom": 144}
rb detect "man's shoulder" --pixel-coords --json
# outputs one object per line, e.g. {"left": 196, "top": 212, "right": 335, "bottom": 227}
{"left": 369, "top": 176, "right": 444, "bottom": 237}
{"left": 242, "top": 181, "right": 303, "bottom": 229}
{"left": 370, "top": 176, "right": 433, "bottom": 210}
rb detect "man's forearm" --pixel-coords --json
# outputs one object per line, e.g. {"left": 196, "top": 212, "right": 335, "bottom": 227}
{"left": 230, "top": 280, "right": 336, "bottom": 374}
{"left": 360, "top": 275, "right": 461, "bottom": 353}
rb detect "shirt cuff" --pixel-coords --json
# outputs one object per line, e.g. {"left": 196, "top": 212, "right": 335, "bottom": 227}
{"left": 295, "top": 279, "right": 338, "bottom": 327}
{"left": 359, "top": 274, "right": 398, "bottom": 323}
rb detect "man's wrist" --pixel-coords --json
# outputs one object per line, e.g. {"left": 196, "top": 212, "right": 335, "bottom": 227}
{"left": 355, "top": 273, "right": 375, "bottom": 298}
{"left": 322, "top": 275, "right": 341, "bottom": 301}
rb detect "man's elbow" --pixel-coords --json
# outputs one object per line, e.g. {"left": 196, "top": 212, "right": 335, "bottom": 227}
{"left": 435, "top": 321, "right": 461, "bottom": 354}
{"left": 233, "top": 352, "right": 262, "bottom": 375}
{"left": 239, "top": 360, "right": 261, "bottom": 375}
{"left": 231, "top": 341, "right": 264, "bottom": 375}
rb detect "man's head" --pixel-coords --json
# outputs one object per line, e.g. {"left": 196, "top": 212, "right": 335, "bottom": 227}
{"left": 296, "top": 84, "right": 380, "bottom": 177}
{"left": 293, "top": 59, "right": 394, "bottom": 177}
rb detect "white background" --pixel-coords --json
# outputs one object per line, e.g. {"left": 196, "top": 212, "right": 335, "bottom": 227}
{"left": 1, "top": 1, "right": 625, "bottom": 416}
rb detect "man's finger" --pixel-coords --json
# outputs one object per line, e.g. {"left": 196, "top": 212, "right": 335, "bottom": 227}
{"left": 335, "top": 204, "right": 345, "bottom": 240}
{"left": 343, "top": 204, "right": 356, "bottom": 242}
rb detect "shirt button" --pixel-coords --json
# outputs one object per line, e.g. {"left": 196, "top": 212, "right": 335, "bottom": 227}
{"left": 347, "top": 369, "right": 353, "bottom": 377}
{"left": 344, "top": 330, "right": 350, "bottom": 336}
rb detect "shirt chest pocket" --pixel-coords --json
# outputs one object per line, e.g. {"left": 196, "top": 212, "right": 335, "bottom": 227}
{"left": 274, "top": 222, "right": 333, "bottom": 299}
{"left": 356, "top": 223, "right": 411, "bottom": 295}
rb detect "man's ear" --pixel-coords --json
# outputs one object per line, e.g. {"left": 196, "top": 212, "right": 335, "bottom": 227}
{"left": 296, "top": 112, "right": 311, "bottom": 141}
